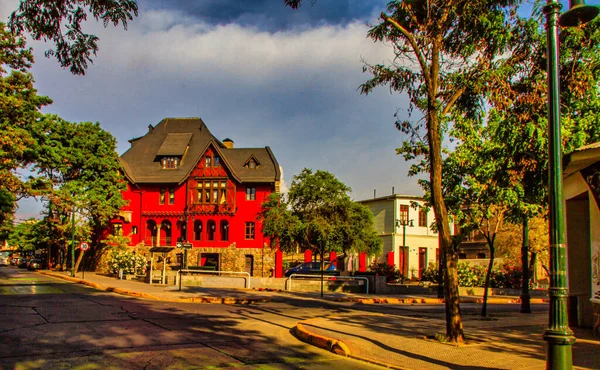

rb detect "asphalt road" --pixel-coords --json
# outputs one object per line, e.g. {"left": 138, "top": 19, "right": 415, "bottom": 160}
{"left": 0, "top": 266, "right": 553, "bottom": 370}
{"left": 0, "top": 266, "right": 385, "bottom": 370}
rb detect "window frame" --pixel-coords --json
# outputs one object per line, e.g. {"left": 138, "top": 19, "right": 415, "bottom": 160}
{"left": 245, "top": 187, "right": 256, "bottom": 201}
{"left": 245, "top": 222, "right": 255, "bottom": 240}
{"left": 418, "top": 208, "right": 427, "bottom": 227}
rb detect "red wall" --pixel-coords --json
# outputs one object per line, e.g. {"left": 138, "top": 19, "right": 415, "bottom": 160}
{"left": 112, "top": 149, "right": 274, "bottom": 251}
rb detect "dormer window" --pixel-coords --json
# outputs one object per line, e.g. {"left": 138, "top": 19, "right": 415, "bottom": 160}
{"left": 161, "top": 157, "right": 179, "bottom": 169}
{"left": 244, "top": 155, "right": 260, "bottom": 169}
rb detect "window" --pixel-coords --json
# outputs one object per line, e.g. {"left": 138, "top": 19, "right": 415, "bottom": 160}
{"left": 131, "top": 226, "right": 138, "bottom": 235}
{"left": 161, "top": 157, "right": 178, "bottom": 169}
{"left": 159, "top": 188, "right": 165, "bottom": 205}
{"left": 246, "top": 187, "right": 256, "bottom": 201}
{"left": 207, "top": 220, "right": 216, "bottom": 241}
{"left": 245, "top": 222, "right": 255, "bottom": 240}
{"left": 249, "top": 161, "right": 256, "bottom": 169}
{"left": 205, "top": 156, "right": 212, "bottom": 167}
{"left": 113, "top": 224, "right": 123, "bottom": 236}
{"left": 169, "top": 187, "right": 175, "bottom": 205}
{"left": 194, "top": 220, "right": 202, "bottom": 241}
{"left": 220, "top": 220, "right": 229, "bottom": 241}
{"left": 197, "top": 180, "right": 228, "bottom": 204}
{"left": 418, "top": 208, "right": 427, "bottom": 227}
{"left": 399, "top": 204, "right": 409, "bottom": 223}
{"left": 214, "top": 156, "right": 220, "bottom": 167}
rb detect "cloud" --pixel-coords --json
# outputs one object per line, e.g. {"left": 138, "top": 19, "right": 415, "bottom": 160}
{"left": 13, "top": 4, "right": 423, "bottom": 219}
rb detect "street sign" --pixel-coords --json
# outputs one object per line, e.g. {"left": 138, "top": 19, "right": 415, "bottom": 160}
{"left": 176, "top": 242, "right": 183, "bottom": 248}
{"left": 79, "top": 242, "right": 90, "bottom": 251}
{"left": 182, "top": 243, "right": 192, "bottom": 249}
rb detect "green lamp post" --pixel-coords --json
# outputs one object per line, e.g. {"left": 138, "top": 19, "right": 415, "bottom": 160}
{"left": 543, "top": 1, "right": 598, "bottom": 369}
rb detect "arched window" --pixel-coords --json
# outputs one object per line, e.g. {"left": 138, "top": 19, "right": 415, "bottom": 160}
{"left": 161, "top": 220, "right": 172, "bottom": 246}
{"left": 207, "top": 220, "right": 216, "bottom": 241}
{"left": 220, "top": 220, "right": 229, "bottom": 241}
{"left": 146, "top": 220, "right": 157, "bottom": 246}
{"left": 194, "top": 220, "right": 203, "bottom": 241}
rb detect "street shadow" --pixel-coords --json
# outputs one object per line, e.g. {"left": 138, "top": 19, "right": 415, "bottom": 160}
{"left": 0, "top": 278, "right": 341, "bottom": 369}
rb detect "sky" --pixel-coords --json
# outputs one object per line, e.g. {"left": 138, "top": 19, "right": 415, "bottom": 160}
{"left": 2, "top": 0, "right": 425, "bottom": 220}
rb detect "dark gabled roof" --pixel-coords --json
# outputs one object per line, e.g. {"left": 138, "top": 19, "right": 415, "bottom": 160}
{"left": 156, "top": 133, "right": 193, "bottom": 156}
{"left": 120, "top": 117, "right": 280, "bottom": 184}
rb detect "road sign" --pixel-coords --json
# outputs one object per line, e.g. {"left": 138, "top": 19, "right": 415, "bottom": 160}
{"left": 79, "top": 242, "right": 90, "bottom": 251}
{"left": 182, "top": 243, "right": 192, "bottom": 249}
{"left": 176, "top": 242, "right": 183, "bottom": 248}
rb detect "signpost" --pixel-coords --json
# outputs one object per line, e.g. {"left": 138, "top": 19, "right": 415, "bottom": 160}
{"left": 177, "top": 242, "right": 192, "bottom": 269}
{"left": 79, "top": 242, "right": 89, "bottom": 279}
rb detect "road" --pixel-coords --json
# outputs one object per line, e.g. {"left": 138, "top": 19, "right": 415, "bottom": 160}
{"left": 0, "top": 266, "right": 387, "bottom": 369}
{"left": 0, "top": 266, "right": 553, "bottom": 370}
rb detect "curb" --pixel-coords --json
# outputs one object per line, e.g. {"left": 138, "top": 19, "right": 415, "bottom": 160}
{"left": 293, "top": 323, "right": 351, "bottom": 356}
{"left": 294, "top": 322, "right": 406, "bottom": 370}
{"left": 334, "top": 297, "right": 548, "bottom": 305}
{"left": 38, "top": 271, "right": 271, "bottom": 305}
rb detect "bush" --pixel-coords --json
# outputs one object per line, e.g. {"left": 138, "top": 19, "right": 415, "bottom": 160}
{"left": 107, "top": 248, "right": 146, "bottom": 275}
{"left": 370, "top": 261, "right": 401, "bottom": 283}
{"left": 421, "top": 262, "right": 442, "bottom": 284}
{"left": 456, "top": 261, "right": 523, "bottom": 288}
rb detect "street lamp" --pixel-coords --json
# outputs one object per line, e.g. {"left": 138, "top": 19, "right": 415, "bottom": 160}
{"left": 543, "top": 1, "right": 598, "bottom": 369}
{"left": 396, "top": 218, "right": 413, "bottom": 277}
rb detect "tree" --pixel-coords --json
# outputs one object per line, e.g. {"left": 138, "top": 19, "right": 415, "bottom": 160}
{"left": 260, "top": 169, "right": 381, "bottom": 262}
{"left": 358, "top": 0, "right": 521, "bottom": 343}
{"left": 8, "top": 218, "right": 41, "bottom": 253}
{"left": 480, "top": 7, "right": 600, "bottom": 313}
{"left": 0, "top": 23, "right": 53, "bottom": 219}
{"left": 9, "top": 0, "right": 138, "bottom": 75}
{"left": 31, "top": 117, "right": 126, "bottom": 270}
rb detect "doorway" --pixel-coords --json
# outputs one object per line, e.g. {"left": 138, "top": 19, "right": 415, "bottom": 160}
{"left": 245, "top": 255, "right": 254, "bottom": 276}
{"left": 418, "top": 248, "right": 427, "bottom": 278}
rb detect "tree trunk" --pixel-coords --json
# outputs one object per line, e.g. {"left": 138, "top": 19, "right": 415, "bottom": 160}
{"left": 520, "top": 217, "right": 531, "bottom": 313}
{"left": 481, "top": 244, "right": 495, "bottom": 317}
{"left": 428, "top": 101, "right": 464, "bottom": 343}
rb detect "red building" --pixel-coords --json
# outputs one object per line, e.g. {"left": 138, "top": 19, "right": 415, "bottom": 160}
{"left": 112, "top": 118, "right": 281, "bottom": 276}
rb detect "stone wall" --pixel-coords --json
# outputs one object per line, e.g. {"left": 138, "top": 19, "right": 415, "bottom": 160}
{"left": 133, "top": 243, "right": 275, "bottom": 277}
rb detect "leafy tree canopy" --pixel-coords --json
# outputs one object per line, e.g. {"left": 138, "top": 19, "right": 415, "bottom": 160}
{"left": 9, "top": 0, "right": 139, "bottom": 75}
{"left": 260, "top": 169, "right": 381, "bottom": 258}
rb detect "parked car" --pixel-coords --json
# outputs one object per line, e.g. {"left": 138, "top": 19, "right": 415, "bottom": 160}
{"left": 284, "top": 262, "right": 338, "bottom": 277}
{"left": 18, "top": 258, "right": 30, "bottom": 268}
{"left": 27, "top": 259, "right": 44, "bottom": 270}
{"left": 0, "top": 256, "right": 8, "bottom": 266}
{"left": 10, "top": 257, "right": 21, "bottom": 266}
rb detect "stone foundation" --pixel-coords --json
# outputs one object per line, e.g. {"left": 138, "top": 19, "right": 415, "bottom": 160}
{"left": 132, "top": 243, "right": 275, "bottom": 277}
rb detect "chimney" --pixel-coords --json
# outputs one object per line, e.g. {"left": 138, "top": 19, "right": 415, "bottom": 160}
{"left": 392, "top": 186, "right": 395, "bottom": 195}
{"left": 374, "top": 189, "right": 376, "bottom": 199}
{"left": 148, "top": 124, "right": 154, "bottom": 132}
{"left": 223, "top": 138, "right": 234, "bottom": 149}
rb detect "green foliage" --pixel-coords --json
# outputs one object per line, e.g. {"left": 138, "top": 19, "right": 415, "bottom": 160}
{"left": 259, "top": 169, "right": 382, "bottom": 258}
{"left": 32, "top": 117, "right": 126, "bottom": 250}
{"left": 7, "top": 219, "right": 42, "bottom": 252}
{"left": 107, "top": 247, "right": 146, "bottom": 275}
{"left": 369, "top": 261, "right": 400, "bottom": 283}
{"left": 456, "top": 262, "right": 522, "bottom": 289}
{"left": 0, "top": 23, "right": 52, "bottom": 205}
{"left": 9, "top": 0, "right": 138, "bottom": 75}
{"left": 421, "top": 262, "right": 442, "bottom": 284}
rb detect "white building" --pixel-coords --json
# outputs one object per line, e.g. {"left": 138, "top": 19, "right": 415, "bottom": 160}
{"left": 358, "top": 194, "right": 450, "bottom": 279}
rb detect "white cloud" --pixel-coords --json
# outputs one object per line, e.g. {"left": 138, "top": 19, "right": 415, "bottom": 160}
{"left": 15, "top": 6, "right": 423, "bottom": 219}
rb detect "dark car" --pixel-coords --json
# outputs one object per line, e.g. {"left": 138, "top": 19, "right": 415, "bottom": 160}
{"left": 27, "top": 259, "right": 44, "bottom": 270}
{"left": 284, "top": 262, "right": 337, "bottom": 277}
{"left": 18, "top": 258, "right": 30, "bottom": 268}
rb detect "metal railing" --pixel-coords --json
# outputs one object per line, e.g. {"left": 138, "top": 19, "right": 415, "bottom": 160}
{"left": 285, "top": 274, "right": 369, "bottom": 294}
{"left": 177, "top": 269, "right": 251, "bottom": 291}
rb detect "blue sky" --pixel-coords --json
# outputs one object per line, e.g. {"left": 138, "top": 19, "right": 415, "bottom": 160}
{"left": 3, "top": 0, "right": 425, "bottom": 220}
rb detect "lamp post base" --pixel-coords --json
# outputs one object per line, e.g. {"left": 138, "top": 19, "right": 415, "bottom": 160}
{"left": 543, "top": 330, "right": 576, "bottom": 370}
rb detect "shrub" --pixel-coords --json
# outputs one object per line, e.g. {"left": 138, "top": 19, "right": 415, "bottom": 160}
{"left": 456, "top": 261, "right": 523, "bottom": 288}
{"left": 421, "top": 262, "right": 442, "bottom": 284}
{"left": 370, "top": 261, "right": 400, "bottom": 283}
{"left": 107, "top": 248, "right": 146, "bottom": 275}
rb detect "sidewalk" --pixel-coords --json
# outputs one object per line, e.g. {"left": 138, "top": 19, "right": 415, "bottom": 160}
{"left": 37, "top": 270, "right": 599, "bottom": 370}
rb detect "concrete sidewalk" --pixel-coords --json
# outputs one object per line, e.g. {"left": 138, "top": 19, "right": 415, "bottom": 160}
{"left": 37, "top": 270, "right": 598, "bottom": 370}
{"left": 293, "top": 311, "right": 600, "bottom": 370}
